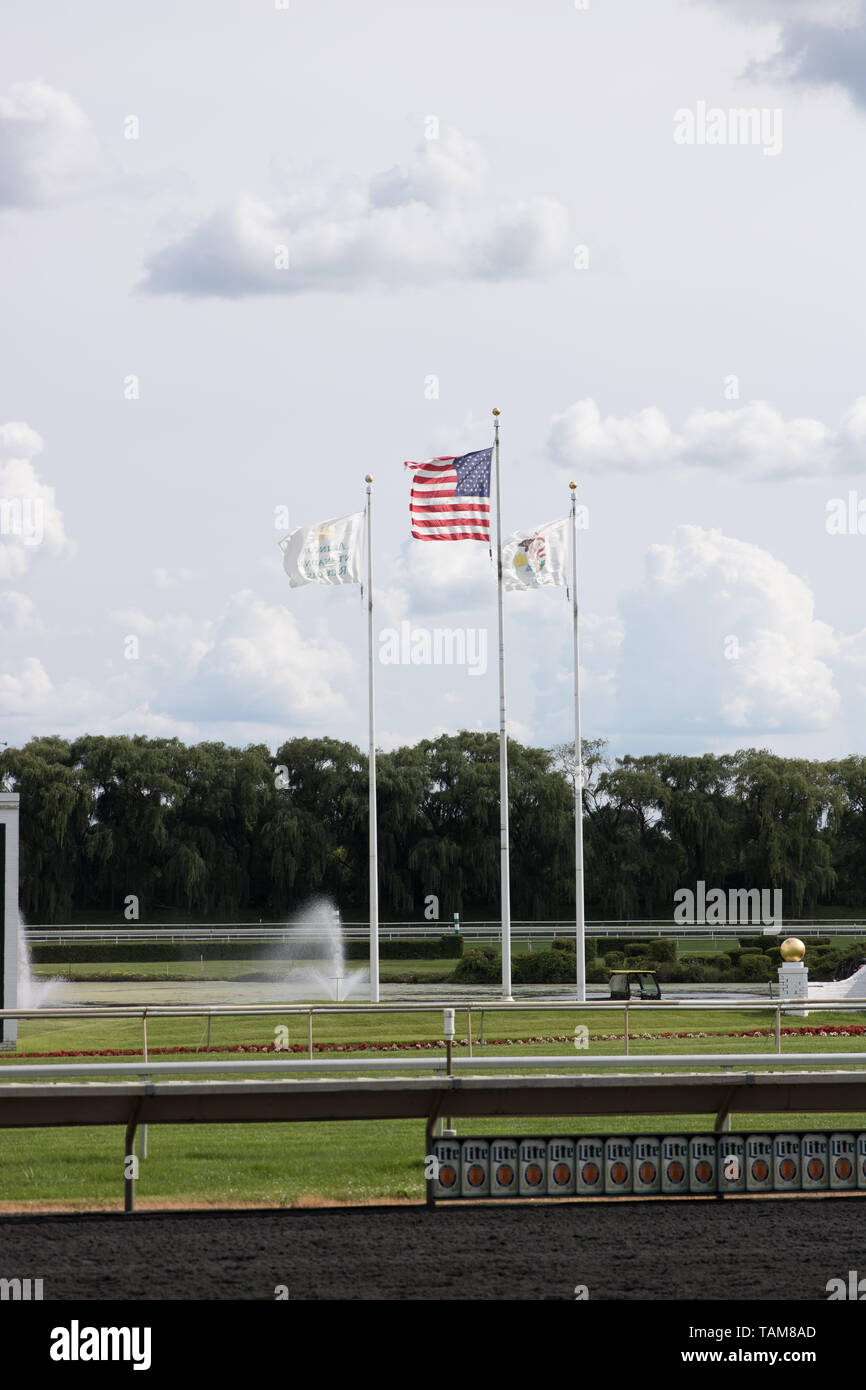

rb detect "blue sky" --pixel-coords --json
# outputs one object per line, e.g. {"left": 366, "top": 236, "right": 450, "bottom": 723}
{"left": 2, "top": 0, "right": 866, "bottom": 760}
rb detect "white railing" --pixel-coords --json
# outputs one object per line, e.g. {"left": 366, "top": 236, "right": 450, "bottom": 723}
{"left": 24, "top": 919, "right": 866, "bottom": 946}
{"left": 2, "top": 996, "right": 866, "bottom": 1063}
{"left": 2, "top": 1050, "right": 866, "bottom": 1080}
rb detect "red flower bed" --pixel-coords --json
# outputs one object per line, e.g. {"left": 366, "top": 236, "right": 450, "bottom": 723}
{"left": 5, "top": 1022, "right": 866, "bottom": 1061}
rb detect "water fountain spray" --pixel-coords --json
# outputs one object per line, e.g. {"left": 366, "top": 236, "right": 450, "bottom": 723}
{"left": 262, "top": 897, "right": 370, "bottom": 1002}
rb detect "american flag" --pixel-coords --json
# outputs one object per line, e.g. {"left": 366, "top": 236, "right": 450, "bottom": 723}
{"left": 404, "top": 448, "right": 493, "bottom": 541}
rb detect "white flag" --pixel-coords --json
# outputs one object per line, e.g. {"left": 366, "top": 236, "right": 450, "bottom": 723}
{"left": 502, "top": 516, "right": 569, "bottom": 590}
{"left": 281, "top": 510, "right": 365, "bottom": 587}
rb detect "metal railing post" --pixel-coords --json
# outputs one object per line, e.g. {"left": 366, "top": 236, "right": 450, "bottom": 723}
{"left": 124, "top": 1120, "right": 137, "bottom": 1213}
{"left": 425, "top": 1114, "right": 436, "bottom": 1210}
{"left": 140, "top": 1011, "right": 149, "bottom": 1160}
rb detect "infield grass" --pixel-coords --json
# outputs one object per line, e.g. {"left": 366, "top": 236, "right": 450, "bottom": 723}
{"left": 3, "top": 1001, "right": 866, "bottom": 1208}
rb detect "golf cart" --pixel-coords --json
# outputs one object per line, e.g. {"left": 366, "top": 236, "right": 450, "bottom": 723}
{"left": 608, "top": 969, "right": 662, "bottom": 1000}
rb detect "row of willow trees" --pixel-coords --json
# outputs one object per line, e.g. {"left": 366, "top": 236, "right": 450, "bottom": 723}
{"left": 2, "top": 734, "right": 866, "bottom": 923}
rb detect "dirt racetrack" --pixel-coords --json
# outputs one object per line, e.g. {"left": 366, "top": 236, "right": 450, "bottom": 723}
{"left": 1, "top": 1195, "right": 863, "bottom": 1300}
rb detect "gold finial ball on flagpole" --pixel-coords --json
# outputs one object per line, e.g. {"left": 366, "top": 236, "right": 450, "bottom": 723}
{"left": 780, "top": 937, "right": 806, "bottom": 962}
{"left": 569, "top": 480, "right": 577, "bottom": 491}
{"left": 364, "top": 474, "right": 373, "bottom": 483}
{"left": 492, "top": 407, "right": 500, "bottom": 416}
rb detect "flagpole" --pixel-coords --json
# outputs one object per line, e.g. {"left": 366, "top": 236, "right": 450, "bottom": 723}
{"left": 365, "top": 474, "right": 380, "bottom": 1004}
{"left": 570, "top": 480, "right": 586, "bottom": 1002}
{"left": 493, "top": 408, "right": 513, "bottom": 1000}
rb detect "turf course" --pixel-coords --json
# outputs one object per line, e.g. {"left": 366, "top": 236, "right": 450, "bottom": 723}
{"left": 3, "top": 1002, "right": 866, "bottom": 1209}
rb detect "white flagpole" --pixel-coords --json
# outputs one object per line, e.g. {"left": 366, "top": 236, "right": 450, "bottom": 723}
{"left": 493, "top": 408, "right": 513, "bottom": 1000}
{"left": 570, "top": 481, "right": 586, "bottom": 1001}
{"left": 365, "top": 474, "right": 380, "bottom": 1003}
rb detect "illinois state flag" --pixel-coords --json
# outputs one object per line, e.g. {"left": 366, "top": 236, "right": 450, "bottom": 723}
{"left": 502, "top": 516, "right": 569, "bottom": 590}
{"left": 280, "top": 510, "right": 364, "bottom": 587}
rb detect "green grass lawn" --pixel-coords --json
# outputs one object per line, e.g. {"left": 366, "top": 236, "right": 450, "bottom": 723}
{"left": 33, "top": 934, "right": 866, "bottom": 985}
{"left": 4, "top": 1107, "right": 866, "bottom": 1209}
{"left": 4, "top": 1001, "right": 866, "bottom": 1208}
{"left": 7, "top": 1001, "right": 866, "bottom": 1060}
{"left": 9, "top": 1001, "right": 866, "bottom": 1051}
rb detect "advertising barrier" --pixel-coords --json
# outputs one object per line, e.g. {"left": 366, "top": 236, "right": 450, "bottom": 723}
{"left": 427, "top": 1131, "right": 866, "bottom": 1201}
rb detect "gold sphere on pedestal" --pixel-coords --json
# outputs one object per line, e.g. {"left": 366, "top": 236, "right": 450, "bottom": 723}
{"left": 780, "top": 937, "right": 806, "bottom": 963}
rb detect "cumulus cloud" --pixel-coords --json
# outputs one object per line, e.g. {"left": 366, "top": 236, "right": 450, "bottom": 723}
{"left": 615, "top": 526, "right": 839, "bottom": 733}
{"left": 184, "top": 591, "right": 354, "bottom": 721}
{"left": 756, "top": 15, "right": 866, "bottom": 110}
{"left": 0, "top": 656, "right": 98, "bottom": 719}
{"left": 1, "top": 587, "right": 358, "bottom": 740}
{"left": 0, "top": 652, "right": 203, "bottom": 740}
{"left": 382, "top": 540, "right": 495, "bottom": 623}
{"left": 548, "top": 396, "right": 866, "bottom": 479}
{"left": 0, "top": 423, "right": 71, "bottom": 579}
{"left": 141, "top": 128, "right": 571, "bottom": 297}
{"left": 0, "top": 81, "right": 106, "bottom": 209}
{"left": 0, "top": 591, "right": 42, "bottom": 635}
{"left": 0, "top": 421, "right": 43, "bottom": 457}
{"left": 698, "top": 1, "right": 866, "bottom": 110}
{"left": 154, "top": 567, "right": 196, "bottom": 589}
{"left": 114, "top": 590, "right": 357, "bottom": 724}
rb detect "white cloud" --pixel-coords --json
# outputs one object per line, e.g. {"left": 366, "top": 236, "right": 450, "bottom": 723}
{"left": 185, "top": 591, "right": 354, "bottom": 721}
{"left": 1, "top": 589, "right": 358, "bottom": 738}
{"left": 0, "top": 82, "right": 106, "bottom": 209}
{"left": 0, "top": 657, "right": 98, "bottom": 719}
{"left": 0, "top": 591, "right": 42, "bottom": 634}
{"left": 108, "top": 608, "right": 207, "bottom": 676}
{"left": 615, "top": 526, "right": 839, "bottom": 733}
{"left": 0, "top": 656, "right": 203, "bottom": 740}
{"left": 141, "top": 128, "right": 571, "bottom": 297}
{"left": 0, "top": 425, "right": 71, "bottom": 579}
{"left": 376, "top": 722, "right": 461, "bottom": 752}
{"left": 0, "top": 422, "right": 42, "bottom": 457}
{"left": 153, "top": 567, "right": 196, "bottom": 589}
{"left": 125, "top": 590, "right": 358, "bottom": 724}
{"left": 548, "top": 396, "right": 866, "bottom": 479}
{"left": 383, "top": 539, "right": 495, "bottom": 622}
{"left": 697, "top": 1, "right": 866, "bottom": 110}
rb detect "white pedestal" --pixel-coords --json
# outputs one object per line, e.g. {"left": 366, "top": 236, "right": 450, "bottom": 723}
{"left": 778, "top": 960, "right": 808, "bottom": 1017}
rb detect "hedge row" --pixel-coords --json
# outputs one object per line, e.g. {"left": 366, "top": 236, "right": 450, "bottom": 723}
{"left": 346, "top": 936, "right": 462, "bottom": 960}
{"left": 592, "top": 938, "right": 677, "bottom": 962}
{"left": 455, "top": 940, "right": 866, "bottom": 984}
{"left": 31, "top": 935, "right": 463, "bottom": 965}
